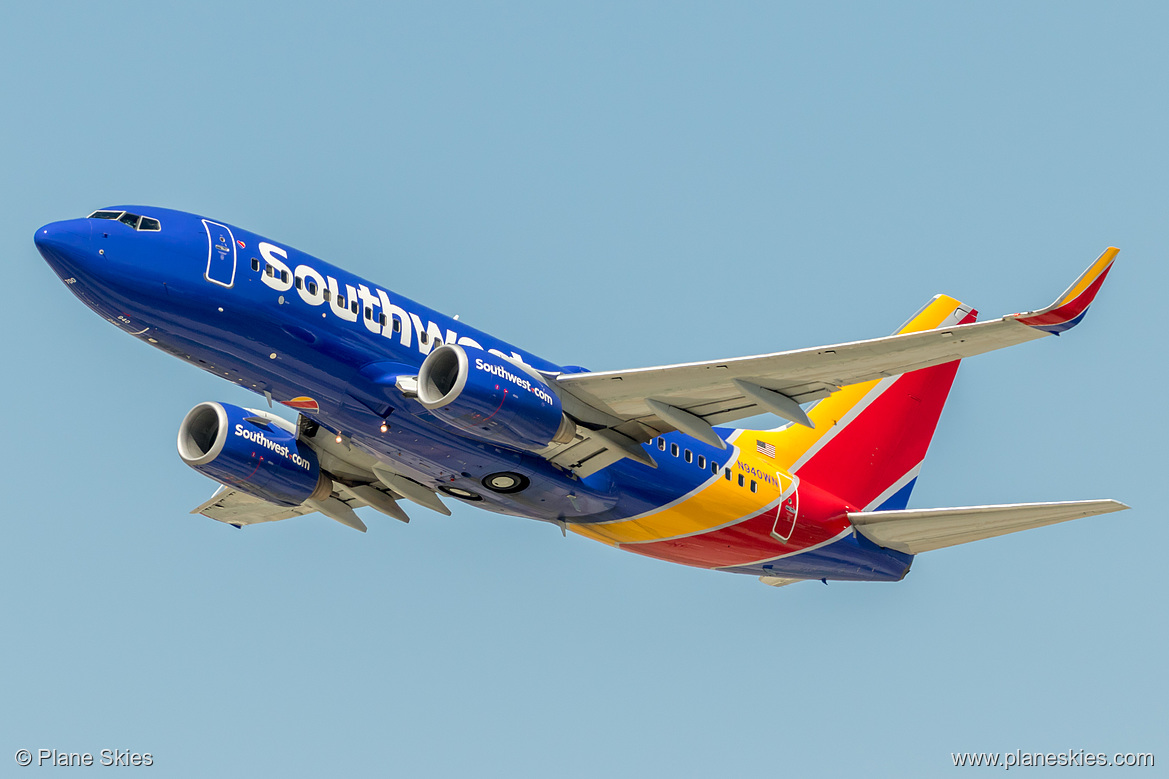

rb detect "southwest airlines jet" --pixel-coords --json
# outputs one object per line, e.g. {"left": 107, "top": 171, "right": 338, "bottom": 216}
{"left": 35, "top": 207, "right": 1127, "bottom": 587}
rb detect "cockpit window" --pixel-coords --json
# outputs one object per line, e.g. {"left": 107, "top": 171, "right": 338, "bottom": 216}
{"left": 86, "top": 210, "right": 162, "bottom": 231}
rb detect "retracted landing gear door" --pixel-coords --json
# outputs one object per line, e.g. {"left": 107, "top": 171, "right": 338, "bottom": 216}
{"left": 203, "top": 219, "right": 237, "bottom": 287}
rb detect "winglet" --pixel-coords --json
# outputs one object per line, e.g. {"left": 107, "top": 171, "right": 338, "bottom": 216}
{"left": 1014, "top": 247, "right": 1118, "bottom": 334}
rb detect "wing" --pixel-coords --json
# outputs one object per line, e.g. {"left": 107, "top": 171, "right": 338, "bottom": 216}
{"left": 848, "top": 499, "right": 1129, "bottom": 554}
{"left": 546, "top": 249, "right": 1117, "bottom": 476}
{"left": 190, "top": 483, "right": 413, "bottom": 532}
{"left": 191, "top": 486, "right": 317, "bottom": 528}
{"left": 189, "top": 425, "right": 452, "bottom": 531}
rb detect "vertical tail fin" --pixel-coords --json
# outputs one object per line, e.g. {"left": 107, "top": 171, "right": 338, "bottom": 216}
{"left": 753, "top": 295, "right": 977, "bottom": 511}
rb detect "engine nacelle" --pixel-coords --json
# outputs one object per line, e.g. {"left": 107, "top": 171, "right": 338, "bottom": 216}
{"left": 177, "top": 402, "right": 330, "bottom": 506}
{"left": 417, "top": 344, "right": 576, "bottom": 450}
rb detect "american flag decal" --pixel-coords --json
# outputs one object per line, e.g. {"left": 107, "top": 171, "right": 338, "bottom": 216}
{"left": 757, "top": 439, "right": 776, "bottom": 458}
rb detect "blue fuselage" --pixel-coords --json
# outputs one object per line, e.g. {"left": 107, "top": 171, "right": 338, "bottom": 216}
{"left": 35, "top": 206, "right": 730, "bottom": 523}
{"left": 35, "top": 205, "right": 913, "bottom": 582}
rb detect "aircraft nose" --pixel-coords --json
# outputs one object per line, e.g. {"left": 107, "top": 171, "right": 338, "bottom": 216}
{"left": 35, "top": 218, "right": 90, "bottom": 250}
{"left": 35, "top": 219, "right": 96, "bottom": 276}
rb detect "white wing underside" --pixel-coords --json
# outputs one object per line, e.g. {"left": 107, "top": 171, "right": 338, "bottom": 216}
{"left": 192, "top": 487, "right": 310, "bottom": 526}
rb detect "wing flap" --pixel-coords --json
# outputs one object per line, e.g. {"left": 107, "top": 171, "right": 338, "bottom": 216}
{"left": 849, "top": 499, "right": 1129, "bottom": 555}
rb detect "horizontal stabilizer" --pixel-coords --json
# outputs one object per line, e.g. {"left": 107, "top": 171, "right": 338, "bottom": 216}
{"left": 849, "top": 499, "right": 1129, "bottom": 554}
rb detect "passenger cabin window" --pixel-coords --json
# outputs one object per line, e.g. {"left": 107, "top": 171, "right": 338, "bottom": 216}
{"left": 337, "top": 295, "right": 346, "bottom": 308}
{"left": 711, "top": 461, "right": 718, "bottom": 474}
{"left": 670, "top": 443, "right": 679, "bottom": 457}
{"left": 351, "top": 300, "right": 359, "bottom": 315}
{"left": 379, "top": 313, "right": 387, "bottom": 326}
{"left": 657, "top": 438, "right": 665, "bottom": 451}
{"left": 295, "top": 276, "right": 302, "bottom": 290}
{"left": 738, "top": 474, "right": 745, "bottom": 487}
{"left": 724, "top": 468, "right": 731, "bottom": 480}
{"left": 365, "top": 307, "right": 372, "bottom": 320}
{"left": 265, "top": 265, "right": 275, "bottom": 277}
{"left": 697, "top": 455, "right": 706, "bottom": 469}
{"left": 280, "top": 270, "right": 288, "bottom": 283}
{"left": 684, "top": 449, "right": 692, "bottom": 463}
{"left": 307, "top": 281, "right": 318, "bottom": 295}
{"left": 251, "top": 258, "right": 260, "bottom": 272}
{"left": 392, "top": 318, "right": 401, "bottom": 333}
{"left": 750, "top": 480, "right": 757, "bottom": 493}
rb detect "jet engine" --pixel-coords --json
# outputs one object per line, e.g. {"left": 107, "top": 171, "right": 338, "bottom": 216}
{"left": 416, "top": 344, "right": 576, "bottom": 450}
{"left": 177, "top": 402, "right": 330, "bottom": 506}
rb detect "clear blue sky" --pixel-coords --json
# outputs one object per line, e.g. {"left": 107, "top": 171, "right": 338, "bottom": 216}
{"left": 3, "top": 2, "right": 1165, "bottom": 776}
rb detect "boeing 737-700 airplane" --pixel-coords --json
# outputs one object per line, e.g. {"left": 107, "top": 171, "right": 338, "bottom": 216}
{"left": 35, "top": 207, "right": 1127, "bottom": 586}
